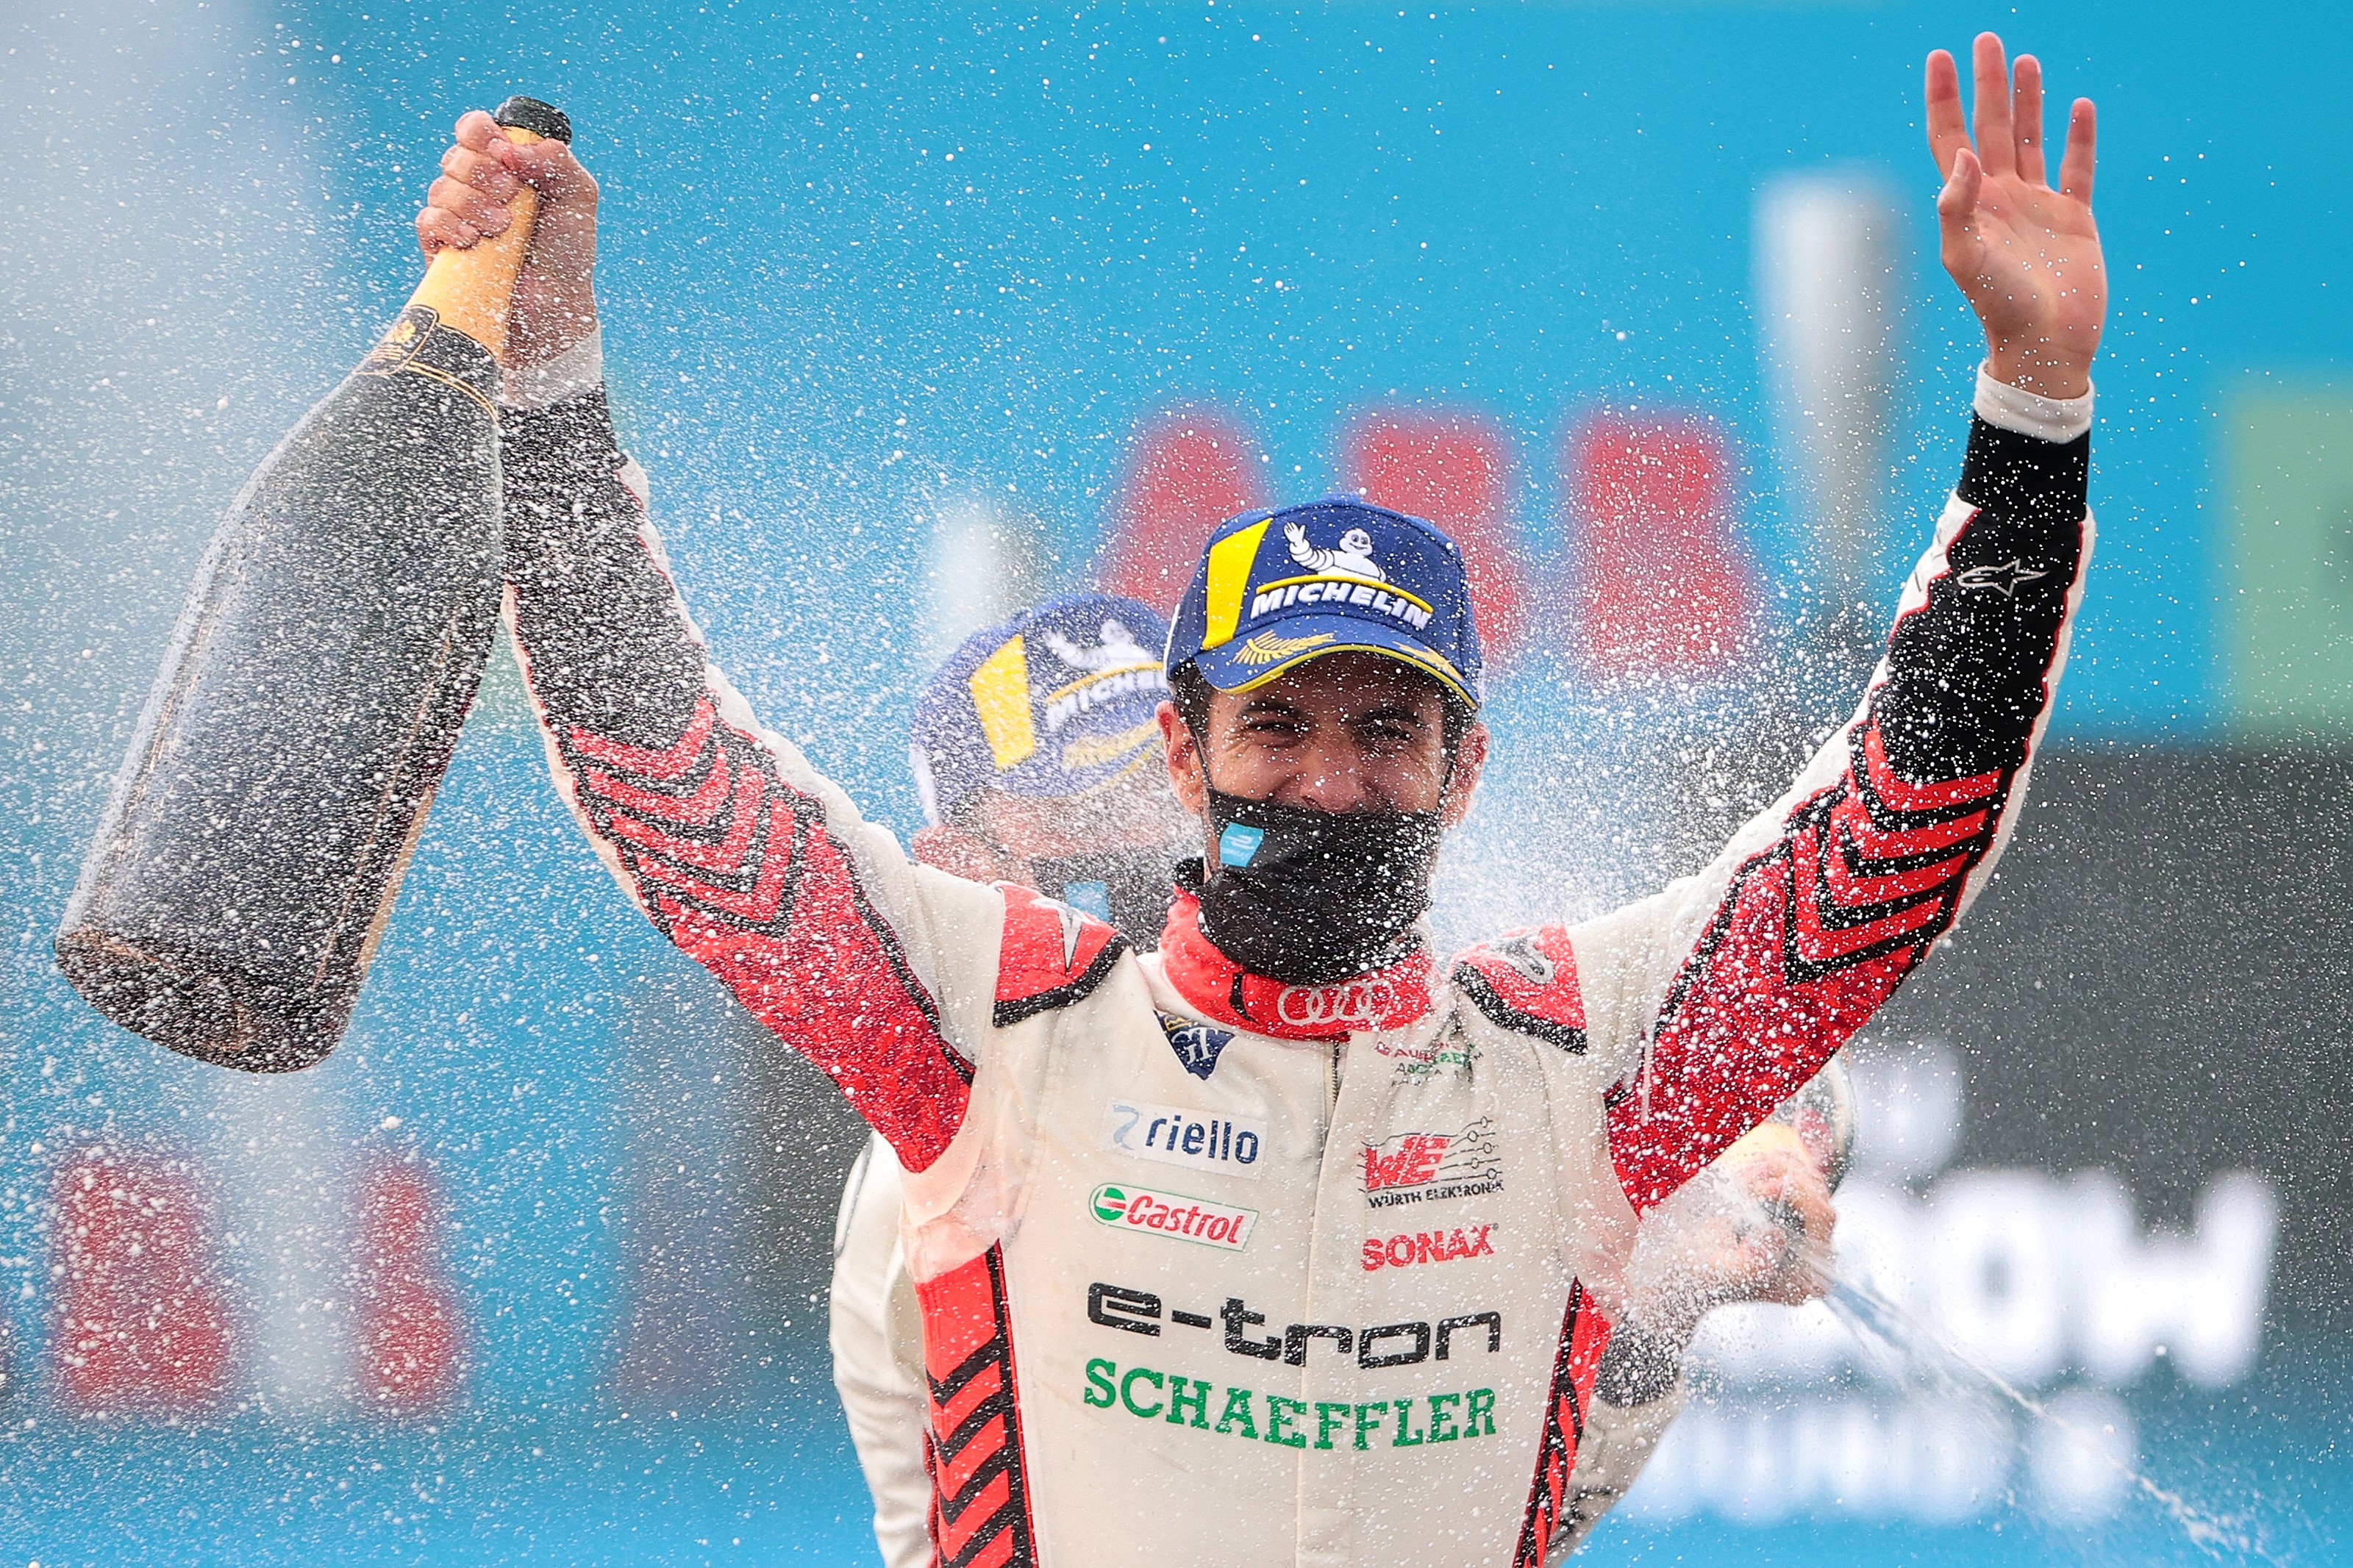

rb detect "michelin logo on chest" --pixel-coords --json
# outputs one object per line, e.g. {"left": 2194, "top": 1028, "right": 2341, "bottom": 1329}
{"left": 1105, "top": 1098, "right": 1266, "bottom": 1181}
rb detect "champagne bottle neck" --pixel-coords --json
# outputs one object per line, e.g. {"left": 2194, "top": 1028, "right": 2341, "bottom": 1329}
{"left": 403, "top": 123, "right": 550, "bottom": 365}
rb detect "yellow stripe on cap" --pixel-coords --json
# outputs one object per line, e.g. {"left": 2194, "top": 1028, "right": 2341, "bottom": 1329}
{"left": 967, "top": 634, "right": 1037, "bottom": 769}
{"left": 1200, "top": 520, "right": 1271, "bottom": 651}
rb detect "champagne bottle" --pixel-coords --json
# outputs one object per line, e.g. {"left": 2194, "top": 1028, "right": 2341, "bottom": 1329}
{"left": 54, "top": 97, "right": 572, "bottom": 1073}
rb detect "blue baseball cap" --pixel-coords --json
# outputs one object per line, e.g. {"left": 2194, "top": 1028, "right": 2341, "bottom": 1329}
{"left": 911, "top": 593, "right": 1173, "bottom": 826}
{"left": 1164, "top": 497, "right": 1483, "bottom": 708}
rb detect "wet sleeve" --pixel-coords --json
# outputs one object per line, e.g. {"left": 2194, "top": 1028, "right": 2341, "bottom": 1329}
{"left": 499, "top": 379, "right": 1003, "bottom": 1173}
{"left": 1543, "top": 1343, "right": 1690, "bottom": 1562}
{"left": 828, "top": 1136, "right": 937, "bottom": 1568}
{"left": 1574, "top": 367, "right": 2093, "bottom": 1213}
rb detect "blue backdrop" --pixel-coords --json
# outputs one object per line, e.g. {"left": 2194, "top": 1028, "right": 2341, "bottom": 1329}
{"left": 1, "top": 1, "right": 2346, "bottom": 1563}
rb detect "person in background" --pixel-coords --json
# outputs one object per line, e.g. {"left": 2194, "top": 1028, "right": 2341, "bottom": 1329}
{"left": 827, "top": 601, "right": 1857, "bottom": 1567}
{"left": 901, "top": 595, "right": 1194, "bottom": 940}
{"left": 829, "top": 593, "right": 1194, "bottom": 1564}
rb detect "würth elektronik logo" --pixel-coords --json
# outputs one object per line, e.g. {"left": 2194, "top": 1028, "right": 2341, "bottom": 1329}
{"left": 1362, "top": 1118, "right": 1502, "bottom": 1209}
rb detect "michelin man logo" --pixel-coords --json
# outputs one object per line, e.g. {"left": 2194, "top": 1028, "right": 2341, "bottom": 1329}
{"left": 1285, "top": 521, "right": 1386, "bottom": 581}
{"left": 1044, "top": 619, "right": 1153, "bottom": 673}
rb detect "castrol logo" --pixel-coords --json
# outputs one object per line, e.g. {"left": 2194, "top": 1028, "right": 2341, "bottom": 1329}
{"left": 1274, "top": 976, "right": 1403, "bottom": 1029}
{"left": 1089, "top": 1184, "right": 1257, "bottom": 1252}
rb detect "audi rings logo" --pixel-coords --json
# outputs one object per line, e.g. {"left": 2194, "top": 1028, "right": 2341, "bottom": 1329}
{"left": 1275, "top": 977, "right": 1403, "bottom": 1028}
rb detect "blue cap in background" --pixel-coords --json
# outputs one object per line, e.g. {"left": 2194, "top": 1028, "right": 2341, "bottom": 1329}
{"left": 1163, "top": 497, "right": 1482, "bottom": 709}
{"left": 911, "top": 593, "right": 1173, "bottom": 826}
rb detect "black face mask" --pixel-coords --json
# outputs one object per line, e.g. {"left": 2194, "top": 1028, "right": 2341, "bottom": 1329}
{"left": 1029, "top": 848, "right": 1182, "bottom": 948}
{"left": 1188, "top": 787, "right": 1443, "bottom": 986}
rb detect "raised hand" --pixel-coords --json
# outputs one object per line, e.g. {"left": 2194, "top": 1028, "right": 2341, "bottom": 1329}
{"left": 415, "top": 110, "right": 601, "bottom": 372}
{"left": 1926, "top": 34, "right": 2104, "bottom": 399}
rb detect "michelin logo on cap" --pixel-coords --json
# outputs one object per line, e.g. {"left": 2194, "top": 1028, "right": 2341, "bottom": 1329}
{"left": 1224, "top": 523, "right": 1441, "bottom": 657}
{"left": 1165, "top": 497, "right": 1485, "bottom": 709}
{"left": 912, "top": 593, "right": 1172, "bottom": 826}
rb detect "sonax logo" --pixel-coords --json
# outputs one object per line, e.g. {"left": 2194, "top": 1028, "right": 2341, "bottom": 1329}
{"left": 1362, "top": 1223, "right": 1497, "bottom": 1272}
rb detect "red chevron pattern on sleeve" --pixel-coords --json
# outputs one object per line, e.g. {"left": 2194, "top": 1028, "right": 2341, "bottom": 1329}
{"left": 1513, "top": 1281, "right": 1614, "bottom": 1567}
{"left": 560, "top": 694, "right": 974, "bottom": 1172}
{"left": 1605, "top": 717, "right": 2005, "bottom": 1213}
{"left": 1606, "top": 413, "right": 2088, "bottom": 1214}
{"left": 918, "top": 1246, "right": 1040, "bottom": 1568}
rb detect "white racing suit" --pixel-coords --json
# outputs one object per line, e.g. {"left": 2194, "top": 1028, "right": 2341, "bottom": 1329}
{"left": 827, "top": 1058, "right": 1823, "bottom": 1562}
{"left": 833, "top": 1127, "right": 1704, "bottom": 1568}
{"left": 501, "top": 361, "right": 2091, "bottom": 1568}
{"left": 832, "top": 1136, "right": 934, "bottom": 1567}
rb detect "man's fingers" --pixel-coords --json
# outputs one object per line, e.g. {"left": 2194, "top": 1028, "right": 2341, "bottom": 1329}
{"left": 1924, "top": 49, "right": 1971, "bottom": 177}
{"left": 415, "top": 206, "right": 482, "bottom": 254}
{"left": 440, "top": 143, "right": 518, "bottom": 200}
{"left": 452, "top": 108, "right": 514, "bottom": 160}
{"left": 2060, "top": 97, "right": 2098, "bottom": 204}
{"left": 415, "top": 206, "right": 482, "bottom": 256}
{"left": 2013, "top": 54, "right": 2047, "bottom": 186}
{"left": 1786, "top": 1177, "right": 1836, "bottom": 1254}
{"left": 1750, "top": 1167, "right": 1836, "bottom": 1303}
{"left": 426, "top": 173, "right": 513, "bottom": 237}
{"left": 1970, "top": 32, "right": 2016, "bottom": 177}
{"left": 425, "top": 171, "right": 509, "bottom": 229}
{"left": 507, "top": 135, "right": 592, "bottom": 201}
{"left": 1937, "top": 144, "right": 1983, "bottom": 226}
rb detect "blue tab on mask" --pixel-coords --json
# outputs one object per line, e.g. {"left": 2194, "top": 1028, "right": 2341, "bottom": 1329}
{"left": 1218, "top": 823, "right": 1265, "bottom": 867}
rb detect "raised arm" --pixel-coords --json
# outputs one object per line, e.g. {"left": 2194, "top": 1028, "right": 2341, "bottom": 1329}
{"left": 1575, "top": 34, "right": 2103, "bottom": 1214}
{"left": 421, "top": 114, "right": 1011, "bottom": 1173}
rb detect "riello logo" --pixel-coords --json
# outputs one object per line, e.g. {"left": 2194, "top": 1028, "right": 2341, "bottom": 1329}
{"left": 1104, "top": 1098, "right": 1265, "bottom": 1181}
{"left": 1091, "top": 1184, "right": 1258, "bottom": 1252}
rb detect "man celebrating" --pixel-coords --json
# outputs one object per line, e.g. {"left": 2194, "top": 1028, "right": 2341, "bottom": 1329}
{"left": 431, "top": 31, "right": 2099, "bottom": 1564}
{"left": 829, "top": 600, "right": 1851, "bottom": 1565}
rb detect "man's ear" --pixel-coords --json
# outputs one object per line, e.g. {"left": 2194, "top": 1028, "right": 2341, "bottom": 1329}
{"left": 1440, "top": 720, "right": 1490, "bottom": 830}
{"left": 1157, "top": 699, "right": 1207, "bottom": 817}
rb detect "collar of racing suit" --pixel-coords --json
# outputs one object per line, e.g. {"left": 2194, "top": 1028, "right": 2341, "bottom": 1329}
{"left": 1155, "top": 886, "right": 1437, "bottom": 1041}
